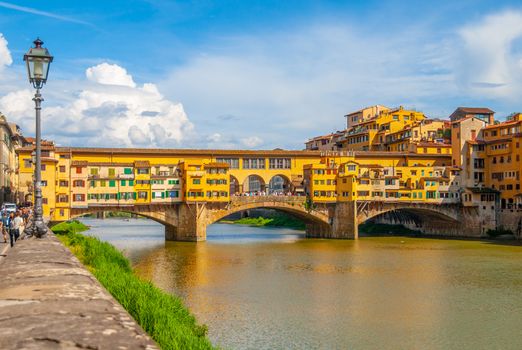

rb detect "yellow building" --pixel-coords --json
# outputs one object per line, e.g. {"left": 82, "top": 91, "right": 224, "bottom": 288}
{"left": 303, "top": 152, "right": 457, "bottom": 204}
{"left": 16, "top": 147, "right": 333, "bottom": 221}
{"left": 481, "top": 113, "right": 522, "bottom": 209}
{"left": 339, "top": 106, "right": 434, "bottom": 152}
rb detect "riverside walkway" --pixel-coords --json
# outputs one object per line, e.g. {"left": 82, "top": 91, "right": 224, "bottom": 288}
{"left": 0, "top": 233, "right": 158, "bottom": 349}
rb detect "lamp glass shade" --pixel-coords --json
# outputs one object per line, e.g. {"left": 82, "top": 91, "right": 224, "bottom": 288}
{"left": 23, "top": 39, "right": 53, "bottom": 88}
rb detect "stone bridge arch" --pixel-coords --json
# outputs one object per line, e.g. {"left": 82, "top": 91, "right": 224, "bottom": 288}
{"left": 355, "top": 201, "right": 480, "bottom": 236}
{"left": 207, "top": 197, "right": 329, "bottom": 225}
{"left": 68, "top": 205, "right": 184, "bottom": 235}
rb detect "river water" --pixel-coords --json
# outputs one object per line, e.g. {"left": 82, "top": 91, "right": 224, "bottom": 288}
{"left": 79, "top": 217, "right": 522, "bottom": 350}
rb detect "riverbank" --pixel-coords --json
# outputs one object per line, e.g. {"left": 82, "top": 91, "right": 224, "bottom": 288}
{"left": 52, "top": 221, "right": 215, "bottom": 350}
{"left": 221, "top": 213, "right": 306, "bottom": 230}
{"left": 0, "top": 232, "right": 158, "bottom": 349}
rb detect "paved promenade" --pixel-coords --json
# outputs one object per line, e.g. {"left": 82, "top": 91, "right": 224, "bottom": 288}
{"left": 0, "top": 233, "right": 158, "bottom": 349}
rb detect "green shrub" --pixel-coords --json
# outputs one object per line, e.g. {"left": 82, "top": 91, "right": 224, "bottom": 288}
{"left": 57, "top": 232, "right": 215, "bottom": 350}
{"left": 486, "top": 227, "right": 514, "bottom": 237}
{"left": 50, "top": 220, "right": 89, "bottom": 235}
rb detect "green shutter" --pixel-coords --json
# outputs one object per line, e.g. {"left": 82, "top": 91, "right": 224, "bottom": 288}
{"left": 121, "top": 180, "right": 126, "bottom": 186}
{"left": 132, "top": 192, "right": 136, "bottom": 200}
{"left": 124, "top": 168, "right": 132, "bottom": 174}
{"left": 109, "top": 180, "right": 116, "bottom": 187}
{"left": 161, "top": 192, "right": 165, "bottom": 198}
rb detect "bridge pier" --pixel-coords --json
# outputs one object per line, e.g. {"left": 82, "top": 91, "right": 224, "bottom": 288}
{"left": 165, "top": 203, "right": 207, "bottom": 242}
{"left": 305, "top": 222, "right": 333, "bottom": 238}
{"left": 331, "top": 201, "right": 358, "bottom": 239}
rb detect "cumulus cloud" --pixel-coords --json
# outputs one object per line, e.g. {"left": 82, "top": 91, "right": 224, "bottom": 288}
{"left": 0, "top": 60, "right": 193, "bottom": 147}
{"left": 86, "top": 63, "right": 136, "bottom": 87}
{"left": 455, "top": 10, "right": 522, "bottom": 100}
{"left": 0, "top": 33, "right": 12, "bottom": 72}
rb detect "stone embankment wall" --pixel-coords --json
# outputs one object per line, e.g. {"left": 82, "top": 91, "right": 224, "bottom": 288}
{"left": 0, "top": 232, "right": 158, "bottom": 350}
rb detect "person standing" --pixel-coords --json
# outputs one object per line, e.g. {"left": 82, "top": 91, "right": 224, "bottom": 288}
{"left": 12, "top": 211, "right": 23, "bottom": 243}
{"left": 0, "top": 211, "right": 6, "bottom": 243}
{"left": 7, "top": 212, "right": 14, "bottom": 247}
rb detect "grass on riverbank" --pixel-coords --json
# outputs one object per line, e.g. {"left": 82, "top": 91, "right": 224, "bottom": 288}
{"left": 50, "top": 220, "right": 89, "bottom": 234}
{"left": 224, "top": 213, "right": 306, "bottom": 230}
{"left": 53, "top": 224, "right": 215, "bottom": 350}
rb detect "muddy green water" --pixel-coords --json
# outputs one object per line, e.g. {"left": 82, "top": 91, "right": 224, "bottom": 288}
{"left": 80, "top": 218, "right": 522, "bottom": 350}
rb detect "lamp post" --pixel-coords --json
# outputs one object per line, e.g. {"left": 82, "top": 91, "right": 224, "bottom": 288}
{"left": 23, "top": 38, "right": 53, "bottom": 238}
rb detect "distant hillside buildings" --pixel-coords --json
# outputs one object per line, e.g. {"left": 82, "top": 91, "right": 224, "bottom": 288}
{"left": 305, "top": 104, "right": 522, "bottom": 213}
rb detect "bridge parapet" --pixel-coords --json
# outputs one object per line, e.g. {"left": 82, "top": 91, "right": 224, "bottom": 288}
{"left": 229, "top": 195, "right": 306, "bottom": 206}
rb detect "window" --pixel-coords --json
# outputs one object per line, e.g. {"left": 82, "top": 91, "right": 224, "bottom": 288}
{"left": 137, "top": 168, "right": 149, "bottom": 174}
{"left": 242, "top": 158, "right": 265, "bottom": 169}
{"left": 76, "top": 167, "right": 82, "bottom": 174}
{"left": 59, "top": 165, "right": 66, "bottom": 172}
{"left": 193, "top": 179, "right": 201, "bottom": 185}
{"left": 59, "top": 180, "right": 68, "bottom": 187}
{"left": 138, "top": 191, "right": 148, "bottom": 199}
{"left": 108, "top": 168, "right": 115, "bottom": 177}
{"left": 216, "top": 158, "right": 239, "bottom": 169}
{"left": 41, "top": 150, "right": 50, "bottom": 157}
{"left": 41, "top": 164, "right": 46, "bottom": 171}
{"left": 100, "top": 180, "right": 106, "bottom": 187}
{"left": 90, "top": 168, "right": 98, "bottom": 175}
{"left": 129, "top": 180, "right": 134, "bottom": 186}
{"left": 121, "top": 180, "right": 126, "bottom": 186}
{"left": 90, "top": 180, "right": 96, "bottom": 188}
{"left": 73, "top": 180, "right": 84, "bottom": 187}
{"left": 168, "top": 179, "right": 180, "bottom": 185}
{"left": 269, "top": 158, "right": 291, "bottom": 169}
{"left": 41, "top": 180, "right": 47, "bottom": 187}
{"left": 42, "top": 198, "right": 48, "bottom": 205}
{"left": 56, "top": 194, "right": 68, "bottom": 203}
{"left": 23, "top": 159, "right": 31, "bottom": 168}
{"left": 167, "top": 190, "right": 179, "bottom": 198}
{"left": 109, "top": 180, "right": 116, "bottom": 187}
{"left": 73, "top": 194, "right": 85, "bottom": 202}
{"left": 152, "top": 191, "right": 165, "bottom": 199}
{"left": 124, "top": 168, "right": 132, "bottom": 175}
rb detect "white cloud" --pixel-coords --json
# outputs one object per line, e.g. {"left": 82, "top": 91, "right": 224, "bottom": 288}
{"left": 241, "top": 136, "right": 263, "bottom": 148}
{"left": 0, "top": 60, "right": 193, "bottom": 147}
{"left": 207, "top": 133, "right": 222, "bottom": 143}
{"left": 455, "top": 11, "right": 522, "bottom": 100}
{"left": 160, "top": 24, "right": 457, "bottom": 149}
{"left": 0, "top": 33, "right": 12, "bottom": 71}
{"left": 86, "top": 63, "right": 136, "bottom": 87}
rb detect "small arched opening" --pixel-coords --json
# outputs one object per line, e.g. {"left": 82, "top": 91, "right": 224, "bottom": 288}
{"left": 230, "top": 175, "right": 240, "bottom": 196}
{"left": 242, "top": 175, "right": 266, "bottom": 194}
{"left": 268, "top": 175, "right": 291, "bottom": 195}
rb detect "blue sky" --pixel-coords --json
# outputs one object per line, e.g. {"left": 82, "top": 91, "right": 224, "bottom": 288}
{"left": 1, "top": 0, "right": 522, "bottom": 149}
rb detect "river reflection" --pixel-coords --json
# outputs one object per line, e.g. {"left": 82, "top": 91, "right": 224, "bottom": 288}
{"left": 80, "top": 217, "right": 522, "bottom": 350}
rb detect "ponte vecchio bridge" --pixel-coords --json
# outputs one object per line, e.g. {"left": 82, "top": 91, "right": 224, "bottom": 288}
{"left": 16, "top": 147, "right": 491, "bottom": 241}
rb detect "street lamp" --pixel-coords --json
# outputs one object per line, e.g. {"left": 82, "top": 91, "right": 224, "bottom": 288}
{"left": 23, "top": 38, "right": 53, "bottom": 238}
